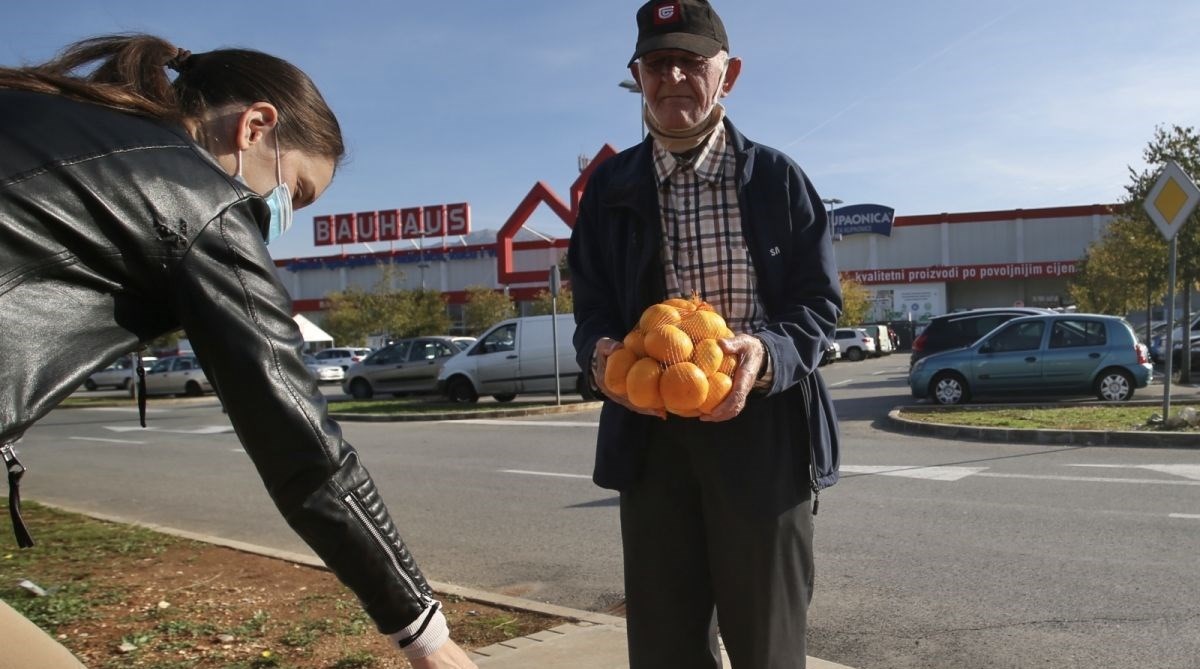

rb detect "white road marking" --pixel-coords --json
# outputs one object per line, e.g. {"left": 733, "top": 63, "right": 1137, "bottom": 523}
{"left": 450, "top": 420, "right": 599, "bottom": 428}
{"left": 828, "top": 379, "right": 855, "bottom": 388}
{"left": 1169, "top": 513, "right": 1200, "bottom": 520}
{"left": 1069, "top": 464, "right": 1200, "bottom": 481}
{"left": 104, "top": 426, "right": 234, "bottom": 435}
{"left": 840, "top": 465, "right": 987, "bottom": 481}
{"left": 501, "top": 469, "right": 591, "bottom": 480}
{"left": 978, "top": 473, "right": 1200, "bottom": 486}
{"left": 81, "top": 407, "right": 167, "bottom": 414}
{"left": 69, "top": 437, "right": 145, "bottom": 445}
{"left": 841, "top": 465, "right": 1200, "bottom": 487}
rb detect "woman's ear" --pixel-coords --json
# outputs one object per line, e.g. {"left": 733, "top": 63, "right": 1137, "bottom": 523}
{"left": 234, "top": 102, "right": 279, "bottom": 151}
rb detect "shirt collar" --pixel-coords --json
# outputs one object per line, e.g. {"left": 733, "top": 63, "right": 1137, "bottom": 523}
{"left": 652, "top": 123, "right": 728, "bottom": 188}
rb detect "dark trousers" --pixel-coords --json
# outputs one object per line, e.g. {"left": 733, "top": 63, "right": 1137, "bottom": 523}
{"left": 620, "top": 410, "right": 814, "bottom": 669}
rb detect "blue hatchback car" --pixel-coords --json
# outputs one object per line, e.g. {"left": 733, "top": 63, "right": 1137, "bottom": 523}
{"left": 909, "top": 313, "right": 1153, "bottom": 405}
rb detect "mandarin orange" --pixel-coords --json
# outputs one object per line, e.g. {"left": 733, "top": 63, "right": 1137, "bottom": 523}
{"left": 679, "top": 310, "right": 727, "bottom": 342}
{"left": 603, "top": 348, "right": 639, "bottom": 396}
{"left": 643, "top": 325, "right": 694, "bottom": 364}
{"left": 699, "top": 372, "right": 733, "bottom": 414}
{"left": 718, "top": 352, "right": 738, "bottom": 376}
{"left": 659, "top": 362, "right": 709, "bottom": 414}
{"left": 623, "top": 329, "right": 646, "bottom": 357}
{"left": 625, "top": 357, "right": 665, "bottom": 409}
{"left": 638, "top": 303, "right": 681, "bottom": 332}
{"left": 691, "top": 338, "right": 724, "bottom": 376}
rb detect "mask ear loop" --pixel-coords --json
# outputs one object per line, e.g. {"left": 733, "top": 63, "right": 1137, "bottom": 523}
{"left": 273, "top": 133, "right": 284, "bottom": 187}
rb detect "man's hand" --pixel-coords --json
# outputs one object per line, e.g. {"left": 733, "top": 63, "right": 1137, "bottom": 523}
{"left": 593, "top": 337, "right": 666, "bottom": 419}
{"left": 700, "top": 334, "right": 765, "bottom": 422}
{"left": 410, "top": 640, "right": 477, "bottom": 669}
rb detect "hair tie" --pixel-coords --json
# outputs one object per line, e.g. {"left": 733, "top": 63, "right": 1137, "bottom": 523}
{"left": 165, "top": 48, "right": 193, "bottom": 73}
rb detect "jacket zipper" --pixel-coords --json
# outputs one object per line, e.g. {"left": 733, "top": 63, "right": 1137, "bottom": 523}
{"left": 341, "top": 492, "right": 429, "bottom": 605}
{"left": 798, "top": 377, "right": 821, "bottom": 516}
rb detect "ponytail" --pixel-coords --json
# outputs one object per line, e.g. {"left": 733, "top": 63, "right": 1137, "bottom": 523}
{"left": 0, "top": 34, "right": 182, "bottom": 119}
{"left": 0, "top": 33, "right": 344, "bottom": 165}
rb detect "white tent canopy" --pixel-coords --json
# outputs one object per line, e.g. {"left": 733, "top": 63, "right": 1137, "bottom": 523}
{"left": 293, "top": 314, "right": 333, "bottom": 344}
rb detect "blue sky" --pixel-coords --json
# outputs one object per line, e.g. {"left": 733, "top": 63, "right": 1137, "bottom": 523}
{"left": 5, "top": 1, "right": 1199, "bottom": 260}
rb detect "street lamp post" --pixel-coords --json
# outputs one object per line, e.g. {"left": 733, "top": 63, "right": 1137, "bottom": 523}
{"left": 821, "top": 197, "right": 843, "bottom": 240}
{"left": 618, "top": 79, "right": 644, "bottom": 139}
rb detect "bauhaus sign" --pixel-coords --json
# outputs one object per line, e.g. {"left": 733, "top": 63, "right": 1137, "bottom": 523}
{"left": 832, "top": 204, "right": 895, "bottom": 237}
{"left": 312, "top": 203, "right": 471, "bottom": 246}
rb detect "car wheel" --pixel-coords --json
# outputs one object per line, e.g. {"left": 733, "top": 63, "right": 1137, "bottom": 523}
{"left": 83, "top": 378, "right": 97, "bottom": 391}
{"left": 446, "top": 376, "right": 478, "bottom": 404}
{"left": 1095, "top": 368, "right": 1134, "bottom": 402}
{"left": 845, "top": 347, "right": 864, "bottom": 362}
{"left": 493, "top": 393, "right": 516, "bottom": 403}
{"left": 930, "top": 372, "right": 969, "bottom": 405}
{"left": 349, "top": 379, "right": 374, "bottom": 400}
{"left": 184, "top": 381, "right": 203, "bottom": 397}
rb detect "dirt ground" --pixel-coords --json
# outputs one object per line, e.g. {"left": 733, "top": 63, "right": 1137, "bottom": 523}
{"left": 0, "top": 502, "right": 563, "bottom": 669}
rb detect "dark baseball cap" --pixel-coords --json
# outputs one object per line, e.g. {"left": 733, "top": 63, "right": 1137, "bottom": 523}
{"left": 628, "top": 0, "right": 729, "bottom": 67}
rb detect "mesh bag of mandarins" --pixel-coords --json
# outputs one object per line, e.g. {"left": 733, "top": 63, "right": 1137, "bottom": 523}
{"left": 604, "top": 294, "right": 739, "bottom": 417}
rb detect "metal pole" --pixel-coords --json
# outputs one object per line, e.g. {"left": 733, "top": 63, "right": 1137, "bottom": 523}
{"left": 550, "top": 264, "right": 562, "bottom": 405}
{"left": 1163, "top": 237, "right": 1177, "bottom": 418}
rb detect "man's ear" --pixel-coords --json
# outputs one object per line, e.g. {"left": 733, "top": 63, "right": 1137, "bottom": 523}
{"left": 233, "top": 102, "right": 279, "bottom": 151}
{"left": 720, "top": 57, "right": 743, "bottom": 98}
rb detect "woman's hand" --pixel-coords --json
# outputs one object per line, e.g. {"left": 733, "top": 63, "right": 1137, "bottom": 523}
{"left": 409, "top": 640, "right": 478, "bottom": 669}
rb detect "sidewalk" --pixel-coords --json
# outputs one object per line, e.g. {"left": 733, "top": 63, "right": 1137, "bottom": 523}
{"left": 472, "top": 619, "right": 855, "bottom": 668}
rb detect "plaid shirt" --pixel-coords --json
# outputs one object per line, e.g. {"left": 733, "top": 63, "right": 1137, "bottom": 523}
{"left": 653, "top": 124, "right": 766, "bottom": 335}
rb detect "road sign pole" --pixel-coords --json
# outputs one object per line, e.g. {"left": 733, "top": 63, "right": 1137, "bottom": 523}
{"left": 1142, "top": 160, "right": 1199, "bottom": 420}
{"left": 550, "top": 265, "right": 562, "bottom": 405}
{"left": 1163, "top": 238, "right": 1176, "bottom": 418}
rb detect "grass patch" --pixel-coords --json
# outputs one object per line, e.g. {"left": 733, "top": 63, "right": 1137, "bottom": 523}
{"left": 0, "top": 501, "right": 566, "bottom": 667}
{"left": 902, "top": 404, "right": 1199, "bottom": 431}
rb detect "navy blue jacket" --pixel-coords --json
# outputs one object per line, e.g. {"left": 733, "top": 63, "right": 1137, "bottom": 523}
{"left": 569, "top": 120, "right": 842, "bottom": 502}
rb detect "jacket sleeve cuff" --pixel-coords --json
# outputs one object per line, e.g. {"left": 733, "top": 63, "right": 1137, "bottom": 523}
{"left": 752, "top": 335, "right": 774, "bottom": 392}
{"left": 388, "top": 601, "right": 450, "bottom": 659}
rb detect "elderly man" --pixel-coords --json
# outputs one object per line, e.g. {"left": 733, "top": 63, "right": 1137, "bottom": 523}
{"left": 568, "top": 1, "right": 843, "bottom": 667}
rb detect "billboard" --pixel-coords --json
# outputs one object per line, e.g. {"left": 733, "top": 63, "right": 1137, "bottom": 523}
{"left": 832, "top": 204, "right": 895, "bottom": 237}
{"left": 312, "top": 203, "right": 471, "bottom": 246}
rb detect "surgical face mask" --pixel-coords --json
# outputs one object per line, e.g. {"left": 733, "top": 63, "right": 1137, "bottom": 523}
{"left": 234, "top": 135, "right": 293, "bottom": 245}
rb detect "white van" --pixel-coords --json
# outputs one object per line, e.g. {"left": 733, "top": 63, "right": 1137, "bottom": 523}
{"left": 436, "top": 314, "right": 587, "bottom": 403}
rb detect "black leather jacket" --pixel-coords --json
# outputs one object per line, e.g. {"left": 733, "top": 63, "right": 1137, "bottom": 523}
{"left": 0, "top": 90, "right": 435, "bottom": 633}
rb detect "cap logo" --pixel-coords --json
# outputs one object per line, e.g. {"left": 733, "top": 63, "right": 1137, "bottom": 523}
{"left": 654, "top": 2, "right": 681, "bottom": 25}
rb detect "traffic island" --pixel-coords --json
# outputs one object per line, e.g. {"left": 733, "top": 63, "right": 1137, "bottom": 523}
{"left": 888, "top": 400, "right": 1200, "bottom": 447}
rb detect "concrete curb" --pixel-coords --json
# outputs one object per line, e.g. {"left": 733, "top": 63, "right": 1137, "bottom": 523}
{"left": 887, "top": 401, "right": 1200, "bottom": 448}
{"left": 331, "top": 401, "right": 604, "bottom": 422}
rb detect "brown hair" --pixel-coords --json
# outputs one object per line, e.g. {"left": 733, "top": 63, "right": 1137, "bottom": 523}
{"left": 0, "top": 33, "right": 344, "bottom": 165}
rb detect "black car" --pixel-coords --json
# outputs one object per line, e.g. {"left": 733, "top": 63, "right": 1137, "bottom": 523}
{"left": 1169, "top": 334, "right": 1200, "bottom": 372}
{"left": 910, "top": 307, "right": 1052, "bottom": 367}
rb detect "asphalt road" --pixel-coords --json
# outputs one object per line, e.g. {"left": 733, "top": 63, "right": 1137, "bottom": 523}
{"left": 18, "top": 356, "right": 1200, "bottom": 668}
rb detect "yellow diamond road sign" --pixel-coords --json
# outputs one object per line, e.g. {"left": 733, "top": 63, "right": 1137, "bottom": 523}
{"left": 1143, "top": 160, "right": 1200, "bottom": 240}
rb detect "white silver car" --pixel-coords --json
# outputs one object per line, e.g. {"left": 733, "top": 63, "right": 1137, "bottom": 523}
{"left": 303, "top": 354, "right": 345, "bottom": 384}
{"left": 138, "top": 355, "right": 213, "bottom": 397}
{"left": 312, "top": 347, "right": 373, "bottom": 371}
{"left": 85, "top": 355, "right": 157, "bottom": 391}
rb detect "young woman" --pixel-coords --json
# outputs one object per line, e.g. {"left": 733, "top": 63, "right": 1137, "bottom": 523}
{"left": 0, "top": 34, "right": 475, "bottom": 668}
